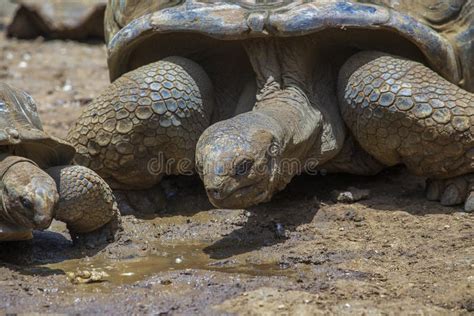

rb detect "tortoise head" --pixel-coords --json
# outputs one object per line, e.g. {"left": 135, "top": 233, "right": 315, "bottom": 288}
{"left": 1, "top": 160, "right": 58, "bottom": 230}
{"left": 196, "top": 113, "right": 284, "bottom": 209}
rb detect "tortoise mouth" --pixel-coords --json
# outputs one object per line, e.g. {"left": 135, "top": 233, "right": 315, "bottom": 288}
{"left": 207, "top": 179, "right": 268, "bottom": 209}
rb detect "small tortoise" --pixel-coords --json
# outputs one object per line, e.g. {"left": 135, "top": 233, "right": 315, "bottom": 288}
{"left": 0, "top": 83, "right": 119, "bottom": 242}
{"left": 68, "top": 0, "right": 473, "bottom": 211}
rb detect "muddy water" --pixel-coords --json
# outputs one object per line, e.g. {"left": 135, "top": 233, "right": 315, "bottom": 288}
{"left": 41, "top": 243, "right": 293, "bottom": 291}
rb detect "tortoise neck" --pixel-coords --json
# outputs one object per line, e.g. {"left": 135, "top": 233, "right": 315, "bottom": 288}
{"left": 254, "top": 80, "right": 322, "bottom": 163}
{"left": 245, "top": 38, "right": 347, "bottom": 167}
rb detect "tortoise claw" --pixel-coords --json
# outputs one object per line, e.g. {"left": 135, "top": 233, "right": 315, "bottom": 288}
{"left": 464, "top": 192, "right": 474, "bottom": 212}
{"left": 426, "top": 175, "right": 473, "bottom": 211}
{"left": 440, "top": 178, "right": 468, "bottom": 206}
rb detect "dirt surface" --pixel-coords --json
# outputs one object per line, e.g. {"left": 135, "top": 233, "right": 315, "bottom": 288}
{"left": 0, "top": 34, "right": 473, "bottom": 315}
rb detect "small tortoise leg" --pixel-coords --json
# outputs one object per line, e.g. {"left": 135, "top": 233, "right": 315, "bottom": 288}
{"left": 46, "top": 165, "right": 121, "bottom": 245}
{"left": 67, "top": 57, "right": 214, "bottom": 214}
{"left": 339, "top": 51, "right": 473, "bottom": 211}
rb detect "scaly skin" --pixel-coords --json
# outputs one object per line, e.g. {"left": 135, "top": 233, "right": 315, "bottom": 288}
{"left": 67, "top": 57, "right": 214, "bottom": 190}
{"left": 46, "top": 165, "right": 120, "bottom": 238}
{"left": 339, "top": 52, "right": 473, "bottom": 177}
{"left": 338, "top": 52, "right": 473, "bottom": 211}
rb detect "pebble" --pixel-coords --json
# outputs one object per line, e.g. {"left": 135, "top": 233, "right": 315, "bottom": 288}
{"left": 62, "top": 81, "right": 72, "bottom": 92}
{"left": 66, "top": 270, "right": 109, "bottom": 284}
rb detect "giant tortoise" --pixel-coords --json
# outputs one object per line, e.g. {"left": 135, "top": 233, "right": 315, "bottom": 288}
{"left": 67, "top": 0, "right": 473, "bottom": 211}
{"left": 0, "top": 83, "right": 119, "bottom": 242}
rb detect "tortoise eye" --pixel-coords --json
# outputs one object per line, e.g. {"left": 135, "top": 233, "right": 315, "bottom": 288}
{"left": 234, "top": 159, "right": 254, "bottom": 176}
{"left": 20, "top": 196, "right": 33, "bottom": 211}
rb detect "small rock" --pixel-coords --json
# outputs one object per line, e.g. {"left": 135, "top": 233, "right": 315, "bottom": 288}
{"left": 62, "top": 81, "right": 72, "bottom": 92}
{"left": 331, "top": 187, "right": 370, "bottom": 203}
{"left": 66, "top": 270, "right": 109, "bottom": 284}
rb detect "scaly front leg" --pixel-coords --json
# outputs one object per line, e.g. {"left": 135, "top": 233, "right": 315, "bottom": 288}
{"left": 46, "top": 165, "right": 121, "bottom": 244}
{"left": 67, "top": 57, "right": 214, "bottom": 214}
{"left": 338, "top": 52, "right": 473, "bottom": 211}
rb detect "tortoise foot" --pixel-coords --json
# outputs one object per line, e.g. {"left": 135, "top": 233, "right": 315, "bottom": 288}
{"left": 426, "top": 174, "right": 474, "bottom": 212}
{"left": 71, "top": 212, "right": 122, "bottom": 248}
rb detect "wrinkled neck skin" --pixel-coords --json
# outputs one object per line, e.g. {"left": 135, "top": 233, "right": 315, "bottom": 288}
{"left": 244, "top": 38, "right": 346, "bottom": 192}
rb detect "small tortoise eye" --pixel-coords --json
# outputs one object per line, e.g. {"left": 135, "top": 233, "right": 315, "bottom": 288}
{"left": 234, "top": 158, "right": 254, "bottom": 176}
{"left": 20, "top": 196, "right": 34, "bottom": 211}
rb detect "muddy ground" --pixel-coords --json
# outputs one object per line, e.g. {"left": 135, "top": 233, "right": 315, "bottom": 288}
{"left": 0, "top": 33, "right": 473, "bottom": 315}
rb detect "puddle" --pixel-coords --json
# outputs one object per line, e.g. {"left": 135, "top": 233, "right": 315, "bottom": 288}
{"left": 40, "top": 243, "right": 292, "bottom": 291}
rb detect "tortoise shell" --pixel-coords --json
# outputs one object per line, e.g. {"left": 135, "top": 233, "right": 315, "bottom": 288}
{"left": 102, "top": 0, "right": 473, "bottom": 92}
{"left": 0, "top": 83, "right": 75, "bottom": 169}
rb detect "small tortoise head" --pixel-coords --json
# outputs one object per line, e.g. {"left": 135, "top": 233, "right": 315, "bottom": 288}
{"left": 196, "top": 114, "right": 283, "bottom": 209}
{"left": 1, "top": 161, "right": 58, "bottom": 229}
